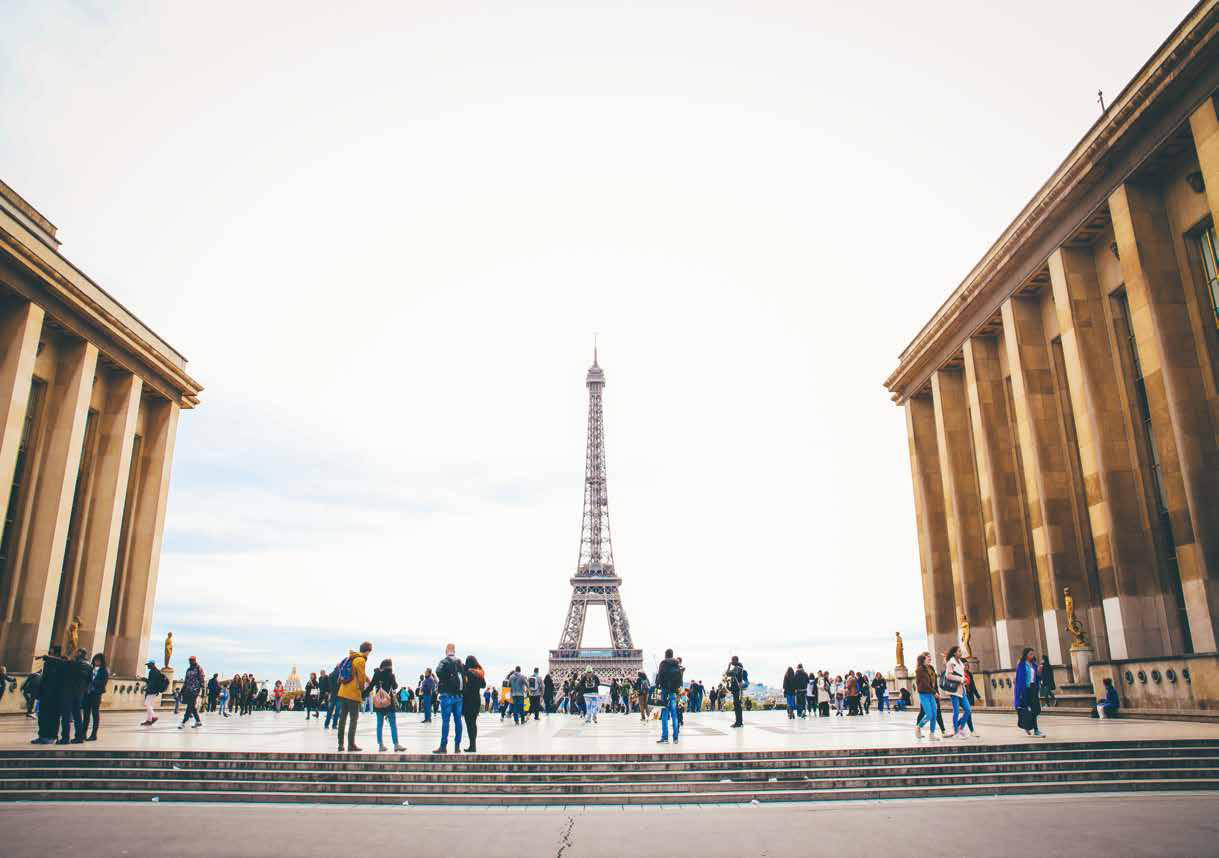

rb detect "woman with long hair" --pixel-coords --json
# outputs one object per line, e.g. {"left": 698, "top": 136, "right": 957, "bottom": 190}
{"left": 1014, "top": 647, "right": 1045, "bottom": 737}
{"left": 368, "top": 658, "right": 405, "bottom": 752}
{"left": 914, "top": 652, "right": 941, "bottom": 740}
{"left": 943, "top": 645, "right": 975, "bottom": 738}
{"left": 782, "top": 667, "right": 797, "bottom": 719}
{"left": 462, "top": 655, "right": 486, "bottom": 753}
{"left": 81, "top": 653, "right": 108, "bottom": 741}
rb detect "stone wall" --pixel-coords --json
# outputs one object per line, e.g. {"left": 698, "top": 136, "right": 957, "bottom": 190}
{"left": 1090, "top": 654, "right": 1219, "bottom": 713}
{"left": 0, "top": 673, "right": 152, "bottom": 714}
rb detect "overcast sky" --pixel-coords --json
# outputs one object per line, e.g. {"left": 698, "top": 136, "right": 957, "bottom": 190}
{"left": 0, "top": 0, "right": 1197, "bottom": 685}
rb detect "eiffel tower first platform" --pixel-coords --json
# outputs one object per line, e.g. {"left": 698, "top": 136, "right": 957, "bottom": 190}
{"left": 548, "top": 349, "right": 643, "bottom": 685}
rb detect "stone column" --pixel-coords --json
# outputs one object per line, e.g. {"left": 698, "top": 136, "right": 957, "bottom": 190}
{"left": 73, "top": 372, "right": 143, "bottom": 657}
{"left": 109, "top": 398, "right": 179, "bottom": 677}
{"left": 1189, "top": 95, "right": 1219, "bottom": 229}
{"left": 0, "top": 301, "right": 44, "bottom": 533}
{"left": 1109, "top": 182, "right": 1219, "bottom": 652}
{"left": 0, "top": 340, "right": 97, "bottom": 671}
{"left": 1001, "top": 295, "right": 1091, "bottom": 666}
{"left": 905, "top": 395, "right": 956, "bottom": 659}
{"left": 931, "top": 368, "right": 998, "bottom": 669}
{"left": 962, "top": 337, "right": 1040, "bottom": 668}
{"left": 1049, "top": 245, "right": 1172, "bottom": 658}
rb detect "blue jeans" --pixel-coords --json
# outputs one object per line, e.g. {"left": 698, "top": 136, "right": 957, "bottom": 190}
{"left": 950, "top": 694, "right": 973, "bottom": 733}
{"left": 784, "top": 692, "right": 796, "bottom": 715}
{"left": 917, "top": 692, "right": 939, "bottom": 733}
{"left": 876, "top": 691, "right": 887, "bottom": 712}
{"left": 376, "top": 707, "right": 399, "bottom": 747}
{"left": 511, "top": 696, "right": 525, "bottom": 724}
{"left": 324, "top": 696, "right": 339, "bottom": 728}
{"left": 421, "top": 694, "right": 433, "bottom": 721}
{"left": 660, "top": 691, "right": 680, "bottom": 741}
{"left": 438, "top": 693, "right": 462, "bottom": 749}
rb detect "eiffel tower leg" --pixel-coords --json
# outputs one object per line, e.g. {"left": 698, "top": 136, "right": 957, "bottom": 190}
{"left": 558, "top": 597, "right": 587, "bottom": 651}
{"left": 605, "top": 592, "right": 634, "bottom": 650}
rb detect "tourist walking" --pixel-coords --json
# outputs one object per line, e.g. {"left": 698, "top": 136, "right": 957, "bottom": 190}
{"left": 368, "top": 658, "right": 405, "bottom": 752}
{"left": 433, "top": 643, "right": 466, "bottom": 754}
{"left": 336, "top": 642, "right": 372, "bottom": 752}
{"left": 794, "top": 665, "right": 809, "bottom": 717}
{"left": 304, "top": 672, "right": 320, "bottom": 718}
{"left": 527, "top": 668, "right": 543, "bottom": 720}
{"left": 635, "top": 670, "right": 651, "bottom": 721}
{"left": 943, "top": 646, "right": 975, "bottom": 738}
{"left": 272, "top": 680, "right": 284, "bottom": 713}
{"left": 782, "top": 667, "right": 798, "bottom": 719}
{"left": 1039, "top": 655, "right": 1057, "bottom": 708}
{"left": 580, "top": 669, "right": 601, "bottom": 724}
{"left": 463, "top": 655, "right": 486, "bottom": 753}
{"left": 656, "top": 649, "right": 684, "bottom": 744}
{"left": 914, "top": 652, "right": 941, "bottom": 740}
{"left": 1014, "top": 647, "right": 1045, "bottom": 737}
{"left": 218, "top": 681, "right": 229, "bottom": 717}
{"left": 420, "top": 668, "right": 437, "bottom": 723}
{"left": 207, "top": 673, "right": 220, "bottom": 712}
{"left": 81, "top": 653, "right": 108, "bottom": 741}
{"left": 726, "top": 656, "right": 746, "bottom": 728}
{"left": 872, "top": 671, "right": 888, "bottom": 712}
{"left": 178, "top": 656, "right": 204, "bottom": 729}
{"left": 543, "top": 672, "right": 555, "bottom": 714}
{"left": 142, "top": 659, "right": 167, "bottom": 727}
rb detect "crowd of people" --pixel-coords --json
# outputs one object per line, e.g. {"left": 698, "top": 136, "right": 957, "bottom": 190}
{"left": 16, "top": 636, "right": 1124, "bottom": 750}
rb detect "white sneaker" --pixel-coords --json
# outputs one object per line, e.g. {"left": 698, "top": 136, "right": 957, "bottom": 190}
{"left": 929, "top": 733, "right": 942, "bottom": 741}
{"left": 915, "top": 727, "right": 924, "bottom": 739}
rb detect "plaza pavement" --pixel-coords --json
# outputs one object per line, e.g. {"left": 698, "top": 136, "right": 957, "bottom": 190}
{"left": 3, "top": 705, "right": 1219, "bottom": 754}
{"left": 2, "top": 793, "right": 1217, "bottom": 857}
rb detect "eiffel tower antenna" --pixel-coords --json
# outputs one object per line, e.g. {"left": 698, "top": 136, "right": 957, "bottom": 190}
{"left": 549, "top": 349, "right": 643, "bottom": 684}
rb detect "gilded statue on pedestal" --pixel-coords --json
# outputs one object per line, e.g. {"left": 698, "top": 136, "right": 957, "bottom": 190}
{"left": 895, "top": 632, "right": 905, "bottom": 669}
{"left": 959, "top": 611, "right": 972, "bottom": 658}
{"left": 164, "top": 631, "right": 174, "bottom": 667}
{"left": 65, "top": 616, "right": 80, "bottom": 656}
{"left": 1064, "top": 587, "right": 1089, "bottom": 649}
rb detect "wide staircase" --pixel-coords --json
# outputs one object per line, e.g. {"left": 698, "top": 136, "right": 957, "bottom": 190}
{"left": 0, "top": 740, "right": 1216, "bottom": 805}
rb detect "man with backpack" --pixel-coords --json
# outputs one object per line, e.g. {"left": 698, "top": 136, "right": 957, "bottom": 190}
{"left": 433, "top": 643, "right": 465, "bottom": 754}
{"left": 656, "top": 648, "right": 684, "bottom": 744}
{"left": 142, "top": 660, "right": 168, "bottom": 727}
{"left": 336, "top": 642, "right": 372, "bottom": 752}
{"left": 178, "top": 656, "right": 204, "bottom": 729}
{"left": 726, "top": 655, "right": 747, "bottom": 728}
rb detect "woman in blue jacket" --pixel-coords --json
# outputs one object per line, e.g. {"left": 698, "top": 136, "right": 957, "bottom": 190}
{"left": 1013, "top": 647, "right": 1045, "bottom": 737}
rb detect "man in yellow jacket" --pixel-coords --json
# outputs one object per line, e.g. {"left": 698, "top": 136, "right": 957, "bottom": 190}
{"left": 337, "top": 642, "right": 372, "bottom": 752}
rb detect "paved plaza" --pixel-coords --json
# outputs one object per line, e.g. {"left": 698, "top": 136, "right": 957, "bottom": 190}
{"left": 4, "top": 707, "right": 1219, "bottom": 754}
{"left": 2, "top": 793, "right": 1217, "bottom": 857}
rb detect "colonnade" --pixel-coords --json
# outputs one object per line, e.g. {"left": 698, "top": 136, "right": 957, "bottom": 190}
{"left": 906, "top": 98, "right": 1219, "bottom": 672}
{"left": 0, "top": 295, "right": 179, "bottom": 676}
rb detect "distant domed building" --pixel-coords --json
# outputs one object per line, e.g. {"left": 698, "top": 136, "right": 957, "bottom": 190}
{"left": 284, "top": 665, "right": 303, "bottom": 701}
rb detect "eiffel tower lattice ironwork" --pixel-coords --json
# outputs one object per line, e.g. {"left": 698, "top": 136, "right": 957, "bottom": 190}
{"left": 548, "top": 348, "right": 643, "bottom": 685}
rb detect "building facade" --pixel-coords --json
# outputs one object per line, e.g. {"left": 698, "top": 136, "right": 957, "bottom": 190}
{"left": 0, "top": 181, "right": 201, "bottom": 677}
{"left": 885, "top": 1, "right": 1219, "bottom": 686}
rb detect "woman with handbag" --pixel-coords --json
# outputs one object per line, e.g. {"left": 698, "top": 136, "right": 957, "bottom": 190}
{"left": 943, "top": 646, "right": 975, "bottom": 738}
{"left": 1014, "top": 648, "right": 1046, "bottom": 737}
{"left": 368, "top": 659, "right": 406, "bottom": 752}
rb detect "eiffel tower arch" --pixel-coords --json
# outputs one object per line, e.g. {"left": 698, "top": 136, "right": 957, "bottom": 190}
{"left": 548, "top": 348, "right": 643, "bottom": 685}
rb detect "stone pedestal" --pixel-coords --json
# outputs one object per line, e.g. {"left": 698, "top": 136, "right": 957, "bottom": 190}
{"left": 893, "top": 665, "right": 910, "bottom": 695}
{"left": 1069, "top": 646, "right": 1093, "bottom": 685}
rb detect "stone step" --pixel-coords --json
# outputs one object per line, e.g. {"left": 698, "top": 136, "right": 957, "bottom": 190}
{"left": 0, "top": 777, "right": 1215, "bottom": 806}
{"left": 5, "top": 756, "right": 1214, "bottom": 784}
{"left": 6, "top": 765, "right": 1218, "bottom": 795}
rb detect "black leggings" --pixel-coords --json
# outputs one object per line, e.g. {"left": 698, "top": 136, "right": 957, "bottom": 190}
{"left": 463, "top": 710, "right": 478, "bottom": 748}
{"left": 81, "top": 694, "right": 101, "bottom": 737}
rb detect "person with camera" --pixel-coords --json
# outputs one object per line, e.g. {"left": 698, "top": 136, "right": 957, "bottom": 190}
{"left": 725, "top": 655, "right": 747, "bottom": 728}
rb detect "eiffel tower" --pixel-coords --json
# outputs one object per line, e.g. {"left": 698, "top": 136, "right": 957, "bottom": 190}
{"left": 548, "top": 348, "right": 643, "bottom": 685}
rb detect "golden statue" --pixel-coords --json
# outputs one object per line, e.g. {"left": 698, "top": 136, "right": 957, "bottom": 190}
{"left": 895, "top": 632, "right": 906, "bottom": 669}
{"left": 65, "top": 616, "right": 81, "bottom": 655}
{"left": 164, "top": 631, "right": 173, "bottom": 667}
{"left": 1064, "top": 587, "right": 1089, "bottom": 648}
{"left": 960, "top": 611, "right": 972, "bottom": 658}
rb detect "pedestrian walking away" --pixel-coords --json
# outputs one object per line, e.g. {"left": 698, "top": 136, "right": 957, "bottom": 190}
{"left": 433, "top": 643, "right": 466, "bottom": 754}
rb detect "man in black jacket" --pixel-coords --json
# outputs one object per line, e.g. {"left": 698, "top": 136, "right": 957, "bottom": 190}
{"left": 59, "top": 649, "right": 92, "bottom": 744}
{"left": 726, "top": 656, "right": 747, "bottom": 728}
{"left": 656, "top": 649, "right": 684, "bottom": 744}
{"left": 32, "top": 646, "right": 64, "bottom": 744}
{"left": 794, "top": 664, "right": 809, "bottom": 718}
{"left": 433, "top": 643, "right": 465, "bottom": 754}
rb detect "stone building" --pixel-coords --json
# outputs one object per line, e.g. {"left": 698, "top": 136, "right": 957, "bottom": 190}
{"left": 0, "top": 181, "right": 201, "bottom": 678}
{"left": 885, "top": 1, "right": 1219, "bottom": 703}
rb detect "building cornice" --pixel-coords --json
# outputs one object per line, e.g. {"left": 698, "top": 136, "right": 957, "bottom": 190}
{"left": 884, "top": 0, "right": 1219, "bottom": 404}
{"left": 0, "top": 208, "right": 202, "bottom": 408}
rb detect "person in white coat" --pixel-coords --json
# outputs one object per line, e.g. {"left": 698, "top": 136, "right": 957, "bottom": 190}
{"left": 943, "top": 646, "right": 976, "bottom": 738}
